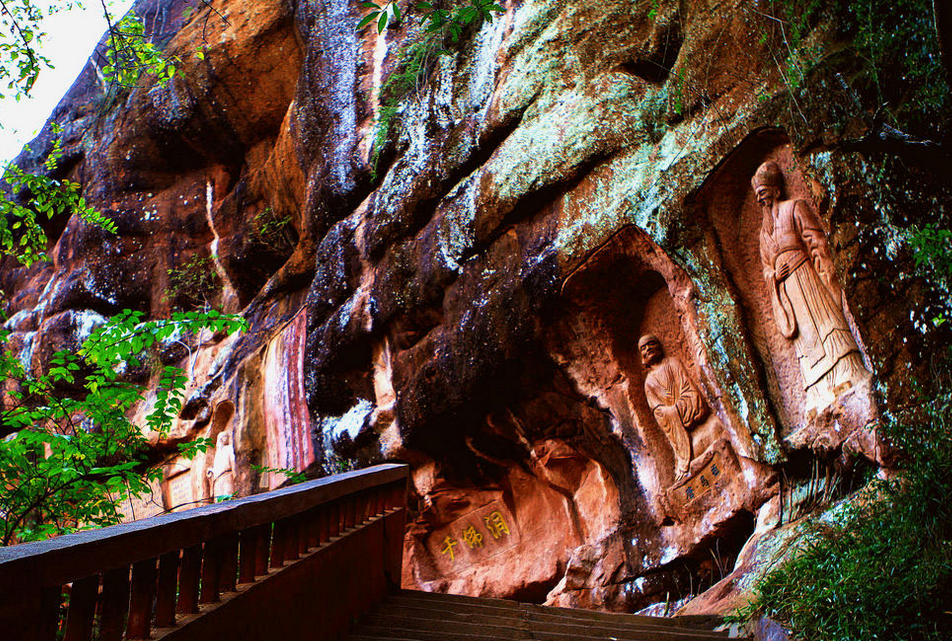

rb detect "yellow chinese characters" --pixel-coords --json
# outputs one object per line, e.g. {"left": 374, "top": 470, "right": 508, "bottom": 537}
{"left": 462, "top": 525, "right": 484, "bottom": 549}
{"left": 441, "top": 535, "right": 458, "bottom": 561}
{"left": 438, "top": 509, "right": 513, "bottom": 565}
{"left": 483, "top": 510, "right": 510, "bottom": 539}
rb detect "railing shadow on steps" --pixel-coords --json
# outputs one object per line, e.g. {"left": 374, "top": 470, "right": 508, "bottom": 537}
{"left": 0, "top": 463, "right": 409, "bottom": 641}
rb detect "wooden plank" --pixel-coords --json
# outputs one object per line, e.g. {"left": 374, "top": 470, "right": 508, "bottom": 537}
{"left": 356, "top": 491, "right": 369, "bottom": 524}
{"left": 99, "top": 566, "right": 130, "bottom": 641}
{"left": 253, "top": 524, "right": 270, "bottom": 576}
{"left": 127, "top": 558, "right": 158, "bottom": 639}
{"left": 0, "top": 465, "right": 408, "bottom": 588}
{"left": 219, "top": 532, "right": 239, "bottom": 593}
{"left": 200, "top": 538, "right": 224, "bottom": 604}
{"left": 298, "top": 513, "right": 310, "bottom": 555}
{"left": 317, "top": 506, "right": 330, "bottom": 544}
{"left": 384, "top": 508, "right": 406, "bottom": 592}
{"left": 63, "top": 574, "right": 98, "bottom": 641}
{"left": 371, "top": 486, "right": 384, "bottom": 517}
{"left": 176, "top": 544, "right": 202, "bottom": 615}
{"left": 329, "top": 502, "right": 341, "bottom": 538}
{"left": 38, "top": 586, "right": 62, "bottom": 641}
{"left": 237, "top": 528, "right": 256, "bottom": 584}
{"left": 305, "top": 507, "right": 320, "bottom": 550}
{"left": 283, "top": 518, "right": 299, "bottom": 562}
{"left": 154, "top": 551, "right": 179, "bottom": 627}
{"left": 343, "top": 496, "right": 356, "bottom": 530}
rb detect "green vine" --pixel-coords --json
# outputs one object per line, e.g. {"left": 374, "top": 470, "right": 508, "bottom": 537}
{"left": 358, "top": 0, "right": 504, "bottom": 180}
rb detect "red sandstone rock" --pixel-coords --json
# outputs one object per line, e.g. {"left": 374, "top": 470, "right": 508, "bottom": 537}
{"left": 3, "top": 0, "right": 948, "bottom": 617}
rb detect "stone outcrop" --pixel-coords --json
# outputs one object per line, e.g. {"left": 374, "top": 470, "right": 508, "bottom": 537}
{"left": 3, "top": 0, "right": 950, "bottom": 615}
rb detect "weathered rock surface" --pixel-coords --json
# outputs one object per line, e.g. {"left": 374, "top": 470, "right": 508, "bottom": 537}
{"left": 4, "top": 0, "right": 950, "bottom": 616}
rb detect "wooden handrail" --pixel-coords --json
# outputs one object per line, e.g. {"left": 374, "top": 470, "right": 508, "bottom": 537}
{"left": 0, "top": 463, "right": 409, "bottom": 641}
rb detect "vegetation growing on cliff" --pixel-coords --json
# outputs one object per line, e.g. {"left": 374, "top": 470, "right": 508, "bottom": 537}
{"left": 0, "top": 309, "right": 246, "bottom": 544}
{"left": 359, "top": 0, "right": 504, "bottom": 178}
{"left": 777, "top": 0, "right": 949, "bottom": 131}
{"left": 736, "top": 372, "right": 952, "bottom": 640}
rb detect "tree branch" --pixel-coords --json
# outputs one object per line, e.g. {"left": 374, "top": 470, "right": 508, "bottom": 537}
{"left": 935, "top": 0, "right": 952, "bottom": 89}
{"left": 834, "top": 73, "right": 952, "bottom": 178}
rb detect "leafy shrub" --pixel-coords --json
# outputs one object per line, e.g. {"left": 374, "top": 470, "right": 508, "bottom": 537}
{"left": 250, "top": 206, "right": 295, "bottom": 255}
{"left": 1, "top": 128, "right": 117, "bottom": 267}
{"left": 736, "top": 369, "right": 952, "bottom": 640}
{"left": 360, "top": 0, "right": 505, "bottom": 179}
{"left": 908, "top": 223, "right": 952, "bottom": 327}
{"left": 165, "top": 254, "right": 220, "bottom": 310}
{"left": 0, "top": 309, "right": 246, "bottom": 544}
{"left": 776, "top": 0, "right": 949, "bottom": 132}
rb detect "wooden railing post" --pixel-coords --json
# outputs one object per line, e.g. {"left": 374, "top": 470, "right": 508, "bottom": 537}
{"left": 177, "top": 544, "right": 202, "bottom": 615}
{"left": 100, "top": 567, "right": 130, "bottom": 641}
{"left": 62, "top": 574, "right": 98, "bottom": 641}
{"left": 200, "top": 537, "right": 225, "bottom": 604}
{"left": 238, "top": 527, "right": 257, "bottom": 584}
{"left": 154, "top": 551, "right": 180, "bottom": 628}
{"left": 220, "top": 531, "right": 239, "bottom": 593}
{"left": 127, "top": 558, "right": 158, "bottom": 638}
{"left": 0, "top": 464, "right": 408, "bottom": 641}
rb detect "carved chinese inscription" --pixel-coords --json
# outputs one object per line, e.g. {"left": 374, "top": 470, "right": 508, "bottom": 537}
{"left": 166, "top": 471, "right": 194, "bottom": 512}
{"left": 432, "top": 502, "right": 519, "bottom": 573}
{"left": 753, "top": 161, "right": 869, "bottom": 416}
{"left": 639, "top": 334, "right": 708, "bottom": 479}
{"left": 679, "top": 452, "right": 724, "bottom": 504}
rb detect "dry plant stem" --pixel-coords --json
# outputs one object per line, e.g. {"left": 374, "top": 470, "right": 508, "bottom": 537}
{"left": 935, "top": 0, "right": 952, "bottom": 87}
{"left": 834, "top": 72, "right": 952, "bottom": 175}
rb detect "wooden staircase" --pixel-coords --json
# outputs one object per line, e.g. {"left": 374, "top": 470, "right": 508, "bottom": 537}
{"left": 346, "top": 590, "right": 743, "bottom": 641}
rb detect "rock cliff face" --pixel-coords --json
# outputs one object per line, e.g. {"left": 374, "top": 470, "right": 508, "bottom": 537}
{"left": 4, "top": 0, "right": 950, "bottom": 615}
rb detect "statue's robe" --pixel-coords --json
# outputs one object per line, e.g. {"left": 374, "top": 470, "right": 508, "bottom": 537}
{"left": 645, "top": 356, "right": 706, "bottom": 478}
{"left": 760, "top": 199, "right": 866, "bottom": 408}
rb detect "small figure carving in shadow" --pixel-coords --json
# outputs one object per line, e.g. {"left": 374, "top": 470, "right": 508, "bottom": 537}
{"left": 639, "top": 334, "right": 708, "bottom": 480}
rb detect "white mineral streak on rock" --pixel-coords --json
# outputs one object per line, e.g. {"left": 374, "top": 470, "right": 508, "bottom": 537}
{"left": 321, "top": 399, "right": 374, "bottom": 457}
{"left": 261, "top": 309, "right": 315, "bottom": 487}
{"left": 204, "top": 179, "right": 237, "bottom": 306}
{"left": 73, "top": 309, "right": 107, "bottom": 343}
{"left": 327, "top": 0, "right": 360, "bottom": 193}
{"left": 468, "top": 17, "right": 507, "bottom": 118}
{"left": 17, "top": 331, "right": 36, "bottom": 370}
{"left": 437, "top": 176, "right": 478, "bottom": 271}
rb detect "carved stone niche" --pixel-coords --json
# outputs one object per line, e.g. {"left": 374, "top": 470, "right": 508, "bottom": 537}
{"left": 550, "top": 227, "right": 773, "bottom": 524}
{"left": 699, "top": 128, "right": 881, "bottom": 461}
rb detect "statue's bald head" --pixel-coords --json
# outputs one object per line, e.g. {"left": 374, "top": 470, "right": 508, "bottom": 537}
{"left": 639, "top": 334, "right": 664, "bottom": 367}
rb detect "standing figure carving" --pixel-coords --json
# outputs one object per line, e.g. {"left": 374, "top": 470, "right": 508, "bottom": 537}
{"left": 208, "top": 431, "right": 236, "bottom": 501}
{"left": 639, "top": 334, "right": 707, "bottom": 479}
{"left": 753, "top": 161, "right": 868, "bottom": 414}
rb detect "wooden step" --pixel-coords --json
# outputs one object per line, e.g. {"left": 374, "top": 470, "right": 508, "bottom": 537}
{"left": 388, "top": 591, "right": 725, "bottom": 631}
{"left": 343, "top": 589, "right": 743, "bottom": 641}
{"left": 356, "top": 613, "right": 730, "bottom": 641}
{"left": 369, "top": 603, "right": 729, "bottom": 638}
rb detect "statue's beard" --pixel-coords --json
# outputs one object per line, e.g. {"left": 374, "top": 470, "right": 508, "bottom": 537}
{"left": 762, "top": 206, "right": 775, "bottom": 236}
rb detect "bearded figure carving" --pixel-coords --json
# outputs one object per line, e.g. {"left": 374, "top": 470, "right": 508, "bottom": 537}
{"left": 753, "top": 161, "right": 869, "bottom": 415}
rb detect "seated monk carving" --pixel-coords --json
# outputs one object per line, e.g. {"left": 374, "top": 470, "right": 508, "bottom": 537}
{"left": 639, "top": 334, "right": 708, "bottom": 480}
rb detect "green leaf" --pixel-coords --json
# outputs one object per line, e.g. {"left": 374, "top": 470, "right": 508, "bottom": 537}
{"left": 377, "top": 10, "right": 389, "bottom": 33}
{"left": 357, "top": 11, "right": 379, "bottom": 30}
